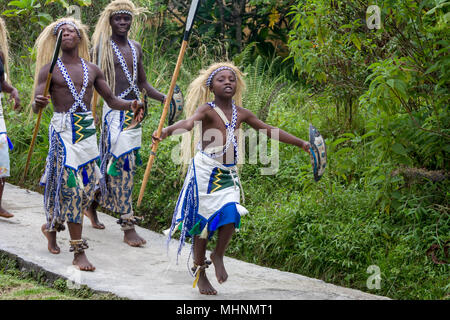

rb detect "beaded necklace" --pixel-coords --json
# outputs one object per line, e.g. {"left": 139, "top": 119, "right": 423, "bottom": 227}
{"left": 110, "top": 39, "right": 139, "bottom": 99}
{"left": 56, "top": 58, "right": 89, "bottom": 113}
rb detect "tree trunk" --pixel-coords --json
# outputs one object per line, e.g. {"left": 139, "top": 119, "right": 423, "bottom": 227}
{"left": 217, "top": 0, "right": 226, "bottom": 53}
{"left": 346, "top": 96, "right": 353, "bottom": 128}
{"left": 217, "top": 0, "right": 225, "bottom": 37}
{"left": 233, "top": 0, "right": 247, "bottom": 53}
{"left": 336, "top": 101, "right": 340, "bottom": 123}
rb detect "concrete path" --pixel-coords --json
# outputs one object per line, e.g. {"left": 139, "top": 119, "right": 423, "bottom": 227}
{"left": 0, "top": 183, "right": 388, "bottom": 300}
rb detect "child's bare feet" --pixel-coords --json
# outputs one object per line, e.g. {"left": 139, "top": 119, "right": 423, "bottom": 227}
{"left": 211, "top": 251, "right": 228, "bottom": 284}
{"left": 123, "top": 228, "right": 147, "bottom": 247}
{"left": 84, "top": 207, "right": 105, "bottom": 230}
{"left": 73, "top": 252, "right": 95, "bottom": 271}
{"left": 197, "top": 270, "right": 217, "bottom": 295}
{"left": 41, "top": 224, "right": 60, "bottom": 254}
{"left": 0, "top": 207, "right": 13, "bottom": 218}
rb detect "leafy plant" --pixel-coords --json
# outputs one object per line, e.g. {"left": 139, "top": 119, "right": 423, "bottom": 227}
{"left": 3, "top": 0, "right": 52, "bottom": 27}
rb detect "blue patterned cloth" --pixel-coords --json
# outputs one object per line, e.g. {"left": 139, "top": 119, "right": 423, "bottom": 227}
{"left": 97, "top": 120, "right": 137, "bottom": 215}
{"left": 41, "top": 124, "right": 97, "bottom": 232}
{"left": 95, "top": 39, "right": 141, "bottom": 215}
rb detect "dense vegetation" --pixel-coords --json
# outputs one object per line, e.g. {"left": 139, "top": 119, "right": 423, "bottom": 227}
{"left": 0, "top": 0, "right": 448, "bottom": 299}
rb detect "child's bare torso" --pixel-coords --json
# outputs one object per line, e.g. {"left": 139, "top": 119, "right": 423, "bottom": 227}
{"left": 199, "top": 104, "right": 245, "bottom": 164}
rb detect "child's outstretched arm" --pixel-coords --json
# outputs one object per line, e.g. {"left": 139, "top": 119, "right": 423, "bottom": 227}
{"left": 242, "top": 108, "right": 310, "bottom": 153}
{"left": 152, "top": 104, "right": 209, "bottom": 142}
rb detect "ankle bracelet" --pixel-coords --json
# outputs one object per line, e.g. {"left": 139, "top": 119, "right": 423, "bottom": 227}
{"left": 192, "top": 259, "right": 212, "bottom": 288}
{"left": 117, "top": 213, "right": 142, "bottom": 231}
{"left": 69, "top": 239, "right": 89, "bottom": 254}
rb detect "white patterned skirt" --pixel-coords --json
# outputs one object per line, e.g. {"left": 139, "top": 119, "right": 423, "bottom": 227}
{"left": 167, "top": 152, "right": 249, "bottom": 258}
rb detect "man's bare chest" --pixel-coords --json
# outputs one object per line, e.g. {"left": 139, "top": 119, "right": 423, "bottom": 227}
{"left": 52, "top": 64, "right": 94, "bottom": 92}
{"left": 113, "top": 46, "right": 135, "bottom": 74}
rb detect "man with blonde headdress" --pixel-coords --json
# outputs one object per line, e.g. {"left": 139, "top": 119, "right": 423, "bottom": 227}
{"left": 86, "top": 0, "right": 169, "bottom": 247}
{"left": 33, "top": 17, "right": 143, "bottom": 271}
{"left": 0, "top": 17, "right": 20, "bottom": 219}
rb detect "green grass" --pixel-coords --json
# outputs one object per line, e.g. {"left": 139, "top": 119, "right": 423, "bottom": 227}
{"left": 0, "top": 253, "right": 124, "bottom": 300}
{"left": 0, "top": 275, "right": 78, "bottom": 300}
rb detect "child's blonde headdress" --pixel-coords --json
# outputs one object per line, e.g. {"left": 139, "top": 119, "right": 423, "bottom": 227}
{"left": 91, "top": 0, "right": 148, "bottom": 92}
{"left": 0, "top": 17, "right": 10, "bottom": 78}
{"left": 180, "top": 62, "right": 246, "bottom": 170}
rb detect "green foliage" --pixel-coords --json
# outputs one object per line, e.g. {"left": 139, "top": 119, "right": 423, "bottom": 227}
{"left": 288, "top": 0, "right": 450, "bottom": 147}
{"left": 1, "top": 0, "right": 96, "bottom": 60}
{"left": 3, "top": 0, "right": 53, "bottom": 28}
{"left": 240, "top": 54, "right": 294, "bottom": 122}
{"left": 146, "top": 0, "right": 294, "bottom": 59}
{"left": 45, "top": 0, "right": 92, "bottom": 7}
{"left": 287, "top": 0, "right": 370, "bottom": 128}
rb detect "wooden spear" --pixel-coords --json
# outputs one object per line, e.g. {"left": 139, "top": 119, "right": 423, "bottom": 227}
{"left": 137, "top": 0, "right": 200, "bottom": 207}
{"left": 23, "top": 30, "right": 63, "bottom": 180}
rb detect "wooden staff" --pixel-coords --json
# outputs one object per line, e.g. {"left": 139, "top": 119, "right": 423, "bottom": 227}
{"left": 137, "top": 0, "right": 200, "bottom": 207}
{"left": 23, "top": 30, "right": 63, "bottom": 180}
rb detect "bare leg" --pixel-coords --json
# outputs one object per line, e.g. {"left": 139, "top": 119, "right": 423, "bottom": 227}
{"left": 67, "top": 222, "right": 95, "bottom": 271}
{"left": 0, "top": 178, "right": 13, "bottom": 218}
{"left": 84, "top": 199, "right": 105, "bottom": 229}
{"left": 41, "top": 224, "right": 60, "bottom": 254}
{"left": 123, "top": 227, "right": 147, "bottom": 247}
{"left": 211, "top": 223, "right": 235, "bottom": 284}
{"left": 194, "top": 236, "right": 217, "bottom": 295}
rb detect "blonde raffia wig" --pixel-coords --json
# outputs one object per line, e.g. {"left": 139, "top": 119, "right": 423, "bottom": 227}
{"left": 32, "top": 17, "right": 90, "bottom": 97}
{"left": 91, "top": 0, "right": 148, "bottom": 92}
{"left": 180, "top": 62, "right": 246, "bottom": 171}
{"left": 0, "top": 17, "right": 10, "bottom": 78}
